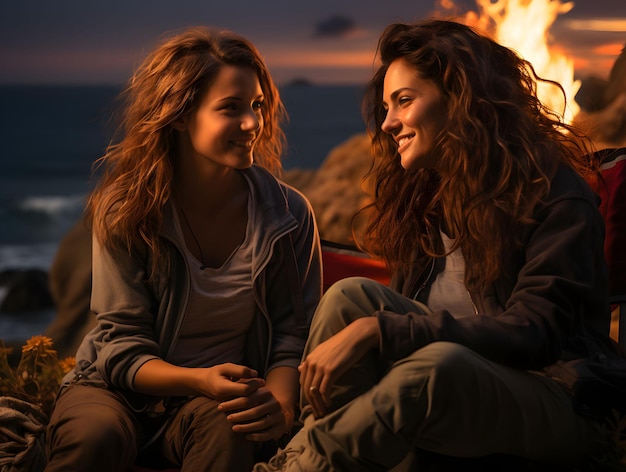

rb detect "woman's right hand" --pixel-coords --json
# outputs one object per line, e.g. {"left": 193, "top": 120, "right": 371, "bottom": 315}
{"left": 198, "top": 363, "right": 265, "bottom": 401}
{"left": 299, "top": 317, "right": 380, "bottom": 418}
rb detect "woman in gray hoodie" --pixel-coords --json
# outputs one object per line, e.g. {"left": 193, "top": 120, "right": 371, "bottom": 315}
{"left": 45, "top": 26, "right": 322, "bottom": 472}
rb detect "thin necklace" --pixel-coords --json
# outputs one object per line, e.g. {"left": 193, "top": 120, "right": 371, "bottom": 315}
{"left": 178, "top": 204, "right": 207, "bottom": 270}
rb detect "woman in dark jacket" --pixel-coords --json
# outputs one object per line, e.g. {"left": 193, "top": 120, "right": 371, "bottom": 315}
{"left": 255, "top": 19, "right": 623, "bottom": 471}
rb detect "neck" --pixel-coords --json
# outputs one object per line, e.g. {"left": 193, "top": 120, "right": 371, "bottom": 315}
{"left": 173, "top": 167, "right": 244, "bottom": 215}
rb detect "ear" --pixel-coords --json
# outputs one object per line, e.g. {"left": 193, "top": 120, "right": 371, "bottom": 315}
{"left": 172, "top": 116, "right": 187, "bottom": 132}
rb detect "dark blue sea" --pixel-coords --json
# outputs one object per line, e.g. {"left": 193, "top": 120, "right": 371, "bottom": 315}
{"left": 0, "top": 84, "right": 367, "bottom": 340}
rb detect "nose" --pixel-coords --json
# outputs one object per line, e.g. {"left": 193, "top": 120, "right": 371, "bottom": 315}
{"left": 241, "top": 108, "right": 261, "bottom": 131}
{"left": 381, "top": 108, "right": 399, "bottom": 135}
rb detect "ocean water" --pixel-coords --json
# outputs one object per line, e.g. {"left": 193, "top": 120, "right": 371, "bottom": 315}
{"left": 0, "top": 83, "right": 367, "bottom": 272}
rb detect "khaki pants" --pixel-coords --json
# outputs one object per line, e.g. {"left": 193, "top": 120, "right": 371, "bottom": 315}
{"left": 45, "top": 385, "right": 256, "bottom": 472}
{"left": 293, "top": 277, "right": 604, "bottom": 471}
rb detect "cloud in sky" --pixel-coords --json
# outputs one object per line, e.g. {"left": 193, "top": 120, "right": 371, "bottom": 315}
{"left": 314, "top": 15, "right": 364, "bottom": 39}
{"left": 0, "top": 0, "right": 624, "bottom": 85}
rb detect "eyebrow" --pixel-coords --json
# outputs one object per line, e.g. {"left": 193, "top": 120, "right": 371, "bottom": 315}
{"left": 383, "top": 87, "right": 413, "bottom": 107}
{"left": 390, "top": 87, "right": 413, "bottom": 101}
{"left": 215, "top": 93, "right": 265, "bottom": 104}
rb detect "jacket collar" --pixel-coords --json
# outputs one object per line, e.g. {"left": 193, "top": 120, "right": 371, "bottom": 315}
{"left": 160, "top": 165, "right": 296, "bottom": 243}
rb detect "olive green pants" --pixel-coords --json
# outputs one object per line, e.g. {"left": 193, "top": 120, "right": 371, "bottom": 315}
{"left": 292, "top": 277, "right": 604, "bottom": 471}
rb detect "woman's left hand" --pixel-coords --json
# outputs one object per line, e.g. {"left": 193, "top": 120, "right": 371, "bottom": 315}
{"left": 218, "top": 385, "right": 294, "bottom": 441}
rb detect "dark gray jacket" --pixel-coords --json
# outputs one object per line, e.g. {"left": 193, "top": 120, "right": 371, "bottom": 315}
{"left": 64, "top": 165, "right": 322, "bottom": 410}
{"left": 378, "top": 164, "right": 615, "bottom": 370}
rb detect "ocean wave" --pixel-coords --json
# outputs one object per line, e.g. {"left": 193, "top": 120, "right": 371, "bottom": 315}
{"left": 0, "top": 307, "right": 56, "bottom": 342}
{"left": 0, "top": 243, "right": 58, "bottom": 271}
{"left": 18, "top": 194, "right": 86, "bottom": 216}
{"left": 0, "top": 194, "right": 86, "bottom": 246}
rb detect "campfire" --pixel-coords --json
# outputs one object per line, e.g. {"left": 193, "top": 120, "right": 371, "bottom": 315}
{"left": 438, "top": 0, "right": 579, "bottom": 123}
{"left": 437, "top": 0, "right": 626, "bottom": 148}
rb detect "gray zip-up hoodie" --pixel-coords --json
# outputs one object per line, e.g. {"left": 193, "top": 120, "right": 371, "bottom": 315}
{"left": 63, "top": 165, "right": 322, "bottom": 411}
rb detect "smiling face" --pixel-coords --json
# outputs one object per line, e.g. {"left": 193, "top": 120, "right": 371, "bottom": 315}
{"left": 381, "top": 58, "right": 447, "bottom": 171}
{"left": 178, "top": 64, "right": 264, "bottom": 174}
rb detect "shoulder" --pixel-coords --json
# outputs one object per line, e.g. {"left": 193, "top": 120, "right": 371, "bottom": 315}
{"left": 243, "top": 165, "right": 315, "bottom": 218}
{"left": 528, "top": 164, "right": 604, "bottom": 241}
{"left": 278, "top": 178, "right": 315, "bottom": 217}
{"left": 548, "top": 163, "right": 598, "bottom": 205}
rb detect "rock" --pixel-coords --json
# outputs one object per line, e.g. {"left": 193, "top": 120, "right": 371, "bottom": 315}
{"left": 576, "top": 76, "right": 609, "bottom": 113}
{"left": 573, "top": 44, "right": 626, "bottom": 148}
{"left": 44, "top": 216, "right": 95, "bottom": 358}
{"left": 0, "top": 269, "right": 54, "bottom": 314}
{"left": 573, "top": 92, "right": 626, "bottom": 148}
{"left": 283, "top": 133, "right": 374, "bottom": 245}
{"left": 605, "top": 44, "right": 626, "bottom": 106}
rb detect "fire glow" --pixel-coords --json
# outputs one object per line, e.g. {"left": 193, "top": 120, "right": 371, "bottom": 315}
{"left": 447, "top": 0, "right": 581, "bottom": 124}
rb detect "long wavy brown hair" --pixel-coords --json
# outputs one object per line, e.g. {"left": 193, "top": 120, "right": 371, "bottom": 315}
{"left": 360, "top": 20, "right": 596, "bottom": 292}
{"left": 87, "top": 27, "right": 286, "bottom": 275}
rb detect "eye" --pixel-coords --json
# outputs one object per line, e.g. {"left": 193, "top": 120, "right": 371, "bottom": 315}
{"left": 221, "top": 102, "right": 238, "bottom": 111}
{"left": 398, "top": 96, "right": 412, "bottom": 107}
{"left": 252, "top": 99, "right": 264, "bottom": 111}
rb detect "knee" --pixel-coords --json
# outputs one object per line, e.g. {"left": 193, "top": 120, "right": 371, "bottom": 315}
{"left": 315, "top": 277, "right": 385, "bottom": 324}
{"left": 177, "top": 397, "right": 240, "bottom": 442}
{"left": 48, "top": 403, "right": 137, "bottom": 464}
{"left": 322, "top": 276, "right": 374, "bottom": 306}
{"left": 56, "top": 405, "right": 133, "bottom": 444}
{"left": 172, "top": 397, "right": 253, "bottom": 457}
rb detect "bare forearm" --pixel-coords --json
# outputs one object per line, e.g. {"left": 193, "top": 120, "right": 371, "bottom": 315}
{"left": 133, "top": 359, "right": 265, "bottom": 401}
{"left": 133, "top": 358, "right": 202, "bottom": 396}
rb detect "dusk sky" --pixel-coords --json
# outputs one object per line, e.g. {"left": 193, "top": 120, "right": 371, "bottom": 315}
{"left": 1, "top": 0, "right": 625, "bottom": 87}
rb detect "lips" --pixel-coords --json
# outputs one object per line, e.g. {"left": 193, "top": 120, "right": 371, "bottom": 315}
{"left": 231, "top": 136, "right": 256, "bottom": 149}
{"left": 396, "top": 134, "right": 414, "bottom": 153}
{"left": 233, "top": 140, "right": 254, "bottom": 148}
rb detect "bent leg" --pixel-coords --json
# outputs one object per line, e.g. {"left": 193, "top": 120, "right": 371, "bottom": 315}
{"left": 307, "top": 342, "right": 604, "bottom": 470}
{"left": 302, "top": 276, "right": 430, "bottom": 412}
{"left": 45, "top": 385, "right": 140, "bottom": 472}
{"left": 161, "top": 396, "right": 255, "bottom": 472}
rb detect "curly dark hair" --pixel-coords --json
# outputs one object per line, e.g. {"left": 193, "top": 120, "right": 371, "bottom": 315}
{"left": 360, "top": 19, "right": 596, "bottom": 291}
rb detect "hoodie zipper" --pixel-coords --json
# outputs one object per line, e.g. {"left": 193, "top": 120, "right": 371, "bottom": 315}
{"left": 467, "top": 290, "right": 479, "bottom": 315}
{"left": 413, "top": 258, "right": 435, "bottom": 300}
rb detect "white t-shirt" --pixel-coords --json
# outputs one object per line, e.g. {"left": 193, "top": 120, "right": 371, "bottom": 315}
{"left": 168, "top": 178, "right": 257, "bottom": 368}
{"left": 426, "top": 231, "right": 476, "bottom": 319}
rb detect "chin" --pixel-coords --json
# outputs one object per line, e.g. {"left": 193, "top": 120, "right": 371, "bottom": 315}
{"left": 236, "top": 157, "right": 255, "bottom": 169}
{"left": 400, "top": 156, "right": 418, "bottom": 170}
{"left": 401, "top": 151, "right": 436, "bottom": 170}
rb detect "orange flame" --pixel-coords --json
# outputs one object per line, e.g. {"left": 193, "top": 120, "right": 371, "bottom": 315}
{"left": 440, "top": 0, "right": 580, "bottom": 124}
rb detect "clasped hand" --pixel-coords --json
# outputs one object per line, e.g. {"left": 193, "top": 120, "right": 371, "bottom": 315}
{"left": 206, "top": 363, "right": 290, "bottom": 441}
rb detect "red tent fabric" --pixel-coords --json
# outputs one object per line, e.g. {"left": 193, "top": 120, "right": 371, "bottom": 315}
{"left": 585, "top": 148, "right": 626, "bottom": 297}
{"left": 321, "top": 240, "right": 390, "bottom": 292}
